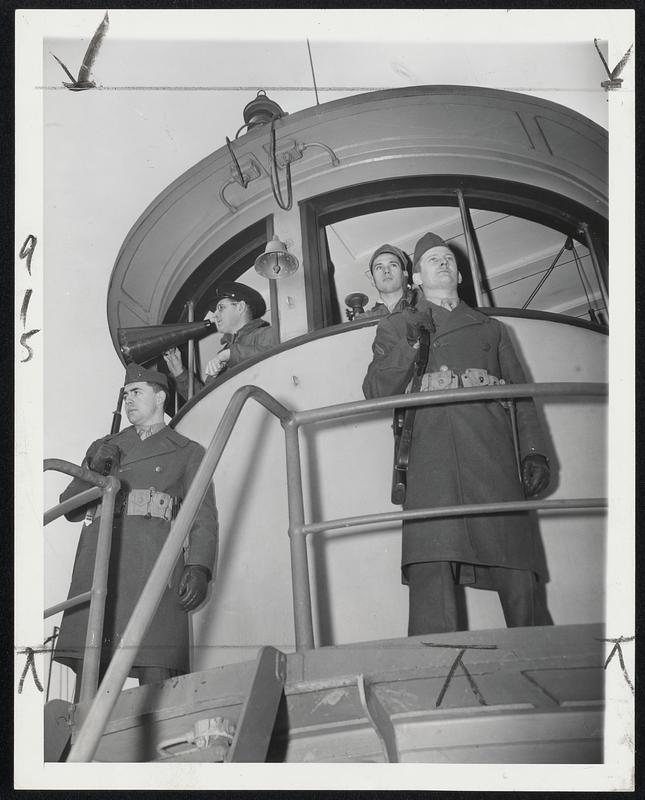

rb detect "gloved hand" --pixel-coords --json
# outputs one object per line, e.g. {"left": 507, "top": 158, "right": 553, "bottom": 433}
{"left": 405, "top": 311, "right": 435, "bottom": 347}
{"left": 178, "top": 565, "right": 211, "bottom": 611}
{"left": 89, "top": 442, "right": 121, "bottom": 476}
{"left": 521, "top": 453, "right": 550, "bottom": 497}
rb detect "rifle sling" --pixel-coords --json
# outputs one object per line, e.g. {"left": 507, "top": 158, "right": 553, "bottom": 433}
{"left": 395, "top": 327, "right": 432, "bottom": 472}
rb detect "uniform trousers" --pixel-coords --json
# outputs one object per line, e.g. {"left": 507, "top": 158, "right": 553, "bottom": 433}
{"left": 407, "top": 561, "right": 536, "bottom": 635}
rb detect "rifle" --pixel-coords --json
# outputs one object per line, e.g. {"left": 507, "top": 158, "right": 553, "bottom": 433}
{"left": 110, "top": 387, "right": 125, "bottom": 435}
{"left": 391, "top": 324, "right": 432, "bottom": 504}
{"left": 98, "top": 387, "right": 125, "bottom": 475}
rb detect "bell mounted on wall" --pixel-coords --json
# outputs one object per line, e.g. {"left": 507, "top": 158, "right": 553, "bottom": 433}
{"left": 254, "top": 235, "right": 300, "bottom": 279}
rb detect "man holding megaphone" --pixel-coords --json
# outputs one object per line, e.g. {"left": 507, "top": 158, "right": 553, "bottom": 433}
{"left": 164, "top": 281, "right": 277, "bottom": 400}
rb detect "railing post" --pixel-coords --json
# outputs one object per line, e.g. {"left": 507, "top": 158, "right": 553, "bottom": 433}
{"left": 187, "top": 300, "right": 195, "bottom": 400}
{"left": 78, "top": 477, "right": 119, "bottom": 704}
{"left": 283, "top": 420, "right": 315, "bottom": 652}
{"left": 456, "top": 188, "right": 485, "bottom": 307}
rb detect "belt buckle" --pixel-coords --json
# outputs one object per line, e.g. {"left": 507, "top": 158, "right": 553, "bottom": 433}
{"left": 145, "top": 487, "right": 155, "bottom": 520}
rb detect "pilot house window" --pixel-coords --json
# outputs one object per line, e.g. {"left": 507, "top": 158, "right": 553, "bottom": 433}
{"left": 300, "top": 177, "right": 608, "bottom": 330}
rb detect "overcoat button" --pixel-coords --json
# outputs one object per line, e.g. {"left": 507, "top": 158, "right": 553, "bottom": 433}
{"left": 482, "top": 343, "right": 491, "bottom": 351}
{"left": 155, "top": 466, "right": 162, "bottom": 472}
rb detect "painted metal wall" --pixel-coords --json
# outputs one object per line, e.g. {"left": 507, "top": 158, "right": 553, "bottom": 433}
{"left": 106, "top": 86, "right": 607, "bottom": 353}
{"left": 174, "top": 315, "right": 607, "bottom": 670}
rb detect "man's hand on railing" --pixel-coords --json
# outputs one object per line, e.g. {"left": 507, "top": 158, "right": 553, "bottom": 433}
{"left": 177, "top": 565, "right": 211, "bottom": 611}
{"left": 521, "top": 453, "right": 550, "bottom": 497}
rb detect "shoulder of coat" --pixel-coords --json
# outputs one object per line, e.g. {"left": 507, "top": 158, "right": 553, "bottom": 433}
{"left": 461, "top": 304, "right": 496, "bottom": 325}
{"left": 162, "top": 427, "right": 192, "bottom": 448}
{"left": 99, "top": 427, "right": 136, "bottom": 447}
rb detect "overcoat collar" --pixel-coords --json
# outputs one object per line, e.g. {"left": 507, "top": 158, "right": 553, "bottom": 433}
{"left": 416, "top": 295, "right": 491, "bottom": 339}
{"left": 221, "top": 317, "right": 270, "bottom": 346}
{"left": 113, "top": 425, "right": 188, "bottom": 465}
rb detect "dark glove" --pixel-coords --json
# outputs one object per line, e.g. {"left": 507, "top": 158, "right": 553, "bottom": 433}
{"left": 89, "top": 442, "right": 121, "bottom": 476}
{"left": 521, "top": 453, "right": 550, "bottom": 497}
{"left": 178, "top": 565, "right": 211, "bottom": 611}
{"left": 405, "top": 311, "right": 435, "bottom": 346}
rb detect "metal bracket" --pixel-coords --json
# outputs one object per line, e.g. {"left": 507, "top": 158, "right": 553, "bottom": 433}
{"left": 356, "top": 674, "right": 399, "bottom": 763}
{"left": 219, "top": 153, "right": 265, "bottom": 214}
{"left": 262, "top": 139, "right": 340, "bottom": 170}
{"left": 220, "top": 133, "right": 339, "bottom": 215}
{"left": 262, "top": 139, "right": 305, "bottom": 169}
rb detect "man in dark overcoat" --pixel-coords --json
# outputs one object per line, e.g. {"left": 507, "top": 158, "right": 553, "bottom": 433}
{"left": 54, "top": 363, "right": 218, "bottom": 690}
{"left": 363, "top": 232, "right": 551, "bottom": 635}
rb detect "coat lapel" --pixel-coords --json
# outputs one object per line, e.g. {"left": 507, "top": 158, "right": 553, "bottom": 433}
{"left": 119, "top": 426, "right": 177, "bottom": 465}
{"left": 429, "top": 300, "right": 490, "bottom": 341}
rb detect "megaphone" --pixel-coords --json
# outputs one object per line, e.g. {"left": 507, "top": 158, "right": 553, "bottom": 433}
{"left": 118, "top": 320, "right": 214, "bottom": 364}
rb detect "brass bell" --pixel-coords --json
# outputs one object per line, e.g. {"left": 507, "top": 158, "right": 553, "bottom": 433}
{"left": 254, "top": 236, "right": 299, "bottom": 279}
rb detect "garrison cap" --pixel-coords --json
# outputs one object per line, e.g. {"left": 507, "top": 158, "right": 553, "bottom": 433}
{"left": 204, "top": 282, "right": 267, "bottom": 319}
{"left": 124, "top": 362, "right": 169, "bottom": 392}
{"left": 412, "top": 232, "right": 449, "bottom": 272}
{"left": 368, "top": 244, "right": 412, "bottom": 281}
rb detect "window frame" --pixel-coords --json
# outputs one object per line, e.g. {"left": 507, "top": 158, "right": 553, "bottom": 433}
{"left": 299, "top": 175, "right": 608, "bottom": 331}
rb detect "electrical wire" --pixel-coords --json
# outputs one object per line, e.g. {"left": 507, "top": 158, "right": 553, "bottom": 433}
{"left": 269, "top": 116, "right": 293, "bottom": 211}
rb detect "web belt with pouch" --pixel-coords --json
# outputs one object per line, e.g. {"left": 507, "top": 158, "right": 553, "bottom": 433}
{"left": 418, "top": 367, "right": 505, "bottom": 392}
{"left": 87, "top": 488, "right": 181, "bottom": 524}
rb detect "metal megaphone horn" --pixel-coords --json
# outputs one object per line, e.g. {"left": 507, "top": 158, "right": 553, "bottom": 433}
{"left": 117, "top": 320, "right": 214, "bottom": 364}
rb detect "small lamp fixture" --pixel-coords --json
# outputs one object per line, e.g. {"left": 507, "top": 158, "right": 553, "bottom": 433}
{"left": 242, "top": 90, "right": 285, "bottom": 132}
{"left": 344, "top": 292, "right": 369, "bottom": 320}
{"left": 254, "top": 235, "right": 300, "bottom": 279}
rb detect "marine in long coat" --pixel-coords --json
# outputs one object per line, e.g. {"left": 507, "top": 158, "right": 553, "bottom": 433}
{"left": 363, "top": 232, "right": 550, "bottom": 634}
{"left": 54, "top": 365, "right": 218, "bottom": 682}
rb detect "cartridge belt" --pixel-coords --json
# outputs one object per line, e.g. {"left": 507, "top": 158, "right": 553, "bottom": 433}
{"left": 90, "top": 489, "right": 181, "bottom": 523}
{"left": 412, "top": 367, "right": 504, "bottom": 393}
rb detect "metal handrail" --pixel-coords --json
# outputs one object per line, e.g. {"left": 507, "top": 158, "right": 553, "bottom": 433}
{"left": 68, "top": 387, "right": 291, "bottom": 761}
{"left": 43, "top": 459, "right": 121, "bottom": 704}
{"left": 67, "top": 380, "right": 606, "bottom": 761}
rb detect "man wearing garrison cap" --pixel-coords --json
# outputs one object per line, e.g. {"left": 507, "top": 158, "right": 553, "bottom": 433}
{"left": 54, "top": 363, "right": 218, "bottom": 692}
{"left": 363, "top": 232, "right": 551, "bottom": 635}
{"left": 164, "top": 281, "right": 278, "bottom": 400}
{"left": 364, "top": 243, "right": 413, "bottom": 317}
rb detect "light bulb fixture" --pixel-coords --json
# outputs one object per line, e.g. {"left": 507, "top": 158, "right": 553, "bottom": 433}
{"left": 254, "top": 235, "right": 300, "bottom": 279}
{"left": 240, "top": 90, "right": 286, "bottom": 134}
